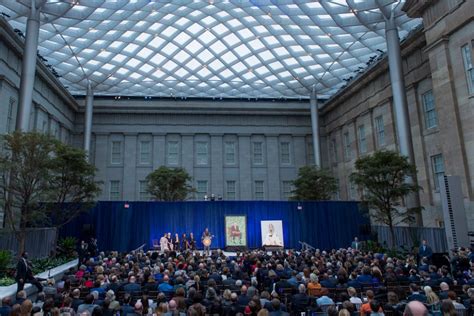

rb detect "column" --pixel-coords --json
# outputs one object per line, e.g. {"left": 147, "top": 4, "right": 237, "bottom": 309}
{"left": 16, "top": 1, "right": 42, "bottom": 131}
{"left": 123, "top": 134, "right": 137, "bottom": 200}
{"left": 385, "top": 12, "right": 422, "bottom": 224}
{"left": 310, "top": 85, "right": 321, "bottom": 167}
{"left": 83, "top": 82, "right": 94, "bottom": 155}
{"left": 266, "top": 135, "right": 280, "bottom": 200}
{"left": 238, "top": 135, "right": 252, "bottom": 200}
{"left": 94, "top": 134, "right": 108, "bottom": 200}
{"left": 210, "top": 134, "right": 224, "bottom": 198}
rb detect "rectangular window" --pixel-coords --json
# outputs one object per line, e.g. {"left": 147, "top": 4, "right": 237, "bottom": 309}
{"left": 139, "top": 180, "right": 151, "bottom": 201}
{"left": 461, "top": 44, "right": 474, "bottom": 94}
{"left": 331, "top": 139, "right": 338, "bottom": 163}
{"left": 109, "top": 180, "right": 121, "bottom": 200}
{"left": 224, "top": 141, "right": 236, "bottom": 164}
{"left": 254, "top": 180, "right": 264, "bottom": 200}
{"left": 139, "top": 141, "right": 151, "bottom": 164}
{"left": 349, "top": 180, "right": 357, "bottom": 200}
{"left": 280, "top": 142, "right": 290, "bottom": 164}
{"left": 422, "top": 90, "right": 438, "bottom": 129}
{"left": 343, "top": 132, "right": 351, "bottom": 161}
{"left": 431, "top": 154, "right": 445, "bottom": 190}
{"left": 374, "top": 116, "right": 385, "bottom": 147}
{"left": 358, "top": 125, "right": 367, "bottom": 154}
{"left": 167, "top": 141, "right": 179, "bottom": 165}
{"left": 226, "top": 180, "right": 236, "bottom": 200}
{"left": 282, "top": 181, "right": 293, "bottom": 200}
{"left": 111, "top": 141, "right": 122, "bottom": 164}
{"left": 196, "top": 141, "right": 209, "bottom": 165}
{"left": 307, "top": 142, "right": 315, "bottom": 165}
{"left": 252, "top": 142, "right": 263, "bottom": 164}
{"left": 196, "top": 180, "right": 208, "bottom": 200}
{"left": 6, "top": 98, "right": 16, "bottom": 133}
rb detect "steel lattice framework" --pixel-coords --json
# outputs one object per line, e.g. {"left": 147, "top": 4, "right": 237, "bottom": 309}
{"left": 0, "top": 0, "right": 421, "bottom": 99}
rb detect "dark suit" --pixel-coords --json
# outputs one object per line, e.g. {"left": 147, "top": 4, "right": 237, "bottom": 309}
{"left": 15, "top": 257, "right": 43, "bottom": 293}
{"left": 407, "top": 293, "right": 427, "bottom": 303}
{"left": 291, "top": 293, "right": 310, "bottom": 313}
{"left": 418, "top": 245, "right": 433, "bottom": 260}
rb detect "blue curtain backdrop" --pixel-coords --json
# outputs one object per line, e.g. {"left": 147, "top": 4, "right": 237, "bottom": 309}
{"left": 61, "top": 201, "right": 369, "bottom": 252}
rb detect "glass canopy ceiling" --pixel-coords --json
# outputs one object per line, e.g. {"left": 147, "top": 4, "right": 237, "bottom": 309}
{"left": 0, "top": 0, "right": 421, "bottom": 100}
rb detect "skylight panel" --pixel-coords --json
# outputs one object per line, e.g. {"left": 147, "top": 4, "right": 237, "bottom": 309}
{"left": 237, "top": 28, "right": 254, "bottom": 40}
{"left": 137, "top": 47, "right": 153, "bottom": 60}
{"left": 127, "top": 58, "right": 141, "bottom": 68}
{"left": 196, "top": 49, "right": 213, "bottom": 63}
{"left": 234, "top": 44, "right": 251, "bottom": 57}
{"left": 162, "top": 26, "right": 179, "bottom": 38}
{"left": 174, "top": 50, "right": 191, "bottom": 63}
{"left": 201, "top": 15, "right": 216, "bottom": 26}
{"left": 136, "top": 33, "right": 152, "bottom": 43}
{"left": 245, "top": 56, "right": 260, "bottom": 67}
{"left": 223, "top": 33, "right": 240, "bottom": 47}
{"left": 208, "top": 59, "right": 225, "bottom": 71}
{"left": 199, "top": 31, "right": 217, "bottom": 45}
{"left": 175, "top": 68, "right": 189, "bottom": 78}
{"left": 162, "top": 60, "right": 178, "bottom": 71}
{"left": 209, "top": 41, "right": 227, "bottom": 55}
{"left": 161, "top": 42, "right": 179, "bottom": 56}
{"left": 148, "top": 52, "right": 168, "bottom": 67}
{"left": 123, "top": 43, "right": 140, "bottom": 54}
{"left": 221, "top": 51, "right": 238, "bottom": 64}
{"left": 185, "top": 59, "right": 201, "bottom": 71}
{"left": 258, "top": 50, "right": 275, "bottom": 62}
{"left": 186, "top": 40, "right": 204, "bottom": 54}
{"left": 174, "top": 32, "right": 192, "bottom": 45}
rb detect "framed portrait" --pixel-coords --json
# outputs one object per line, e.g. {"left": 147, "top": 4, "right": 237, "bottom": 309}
{"left": 260, "top": 220, "right": 284, "bottom": 247}
{"left": 225, "top": 215, "right": 247, "bottom": 247}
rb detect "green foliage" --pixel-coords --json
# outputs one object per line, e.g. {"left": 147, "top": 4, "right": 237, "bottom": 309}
{"left": 0, "top": 276, "right": 15, "bottom": 286}
{"left": 31, "top": 257, "right": 72, "bottom": 275}
{"left": 291, "top": 166, "right": 337, "bottom": 200}
{"left": 350, "top": 150, "right": 422, "bottom": 248}
{"left": 57, "top": 237, "right": 77, "bottom": 258}
{"left": 0, "top": 132, "right": 100, "bottom": 253}
{"left": 146, "top": 166, "right": 194, "bottom": 201}
{"left": 0, "top": 250, "right": 13, "bottom": 275}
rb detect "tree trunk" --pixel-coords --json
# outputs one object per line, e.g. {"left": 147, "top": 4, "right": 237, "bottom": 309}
{"left": 389, "top": 224, "right": 396, "bottom": 249}
{"left": 18, "top": 231, "right": 26, "bottom": 255}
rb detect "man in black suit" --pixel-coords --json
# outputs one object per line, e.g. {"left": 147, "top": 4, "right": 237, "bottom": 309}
{"left": 418, "top": 240, "right": 433, "bottom": 263}
{"left": 291, "top": 284, "right": 310, "bottom": 314}
{"left": 15, "top": 252, "right": 43, "bottom": 293}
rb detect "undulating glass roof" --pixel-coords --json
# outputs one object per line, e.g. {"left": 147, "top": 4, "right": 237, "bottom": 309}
{"left": 0, "top": 0, "right": 421, "bottom": 99}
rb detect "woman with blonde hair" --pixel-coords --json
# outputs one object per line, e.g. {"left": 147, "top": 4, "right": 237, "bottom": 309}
{"left": 424, "top": 286, "right": 440, "bottom": 305}
{"left": 155, "top": 302, "right": 169, "bottom": 316}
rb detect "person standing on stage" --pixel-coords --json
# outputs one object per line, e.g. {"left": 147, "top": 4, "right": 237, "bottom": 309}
{"left": 173, "top": 233, "right": 180, "bottom": 252}
{"left": 166, "top": 232, "right": 173, "bottom": 251}
{"left": 189, "top": 233, "right": 196, "bottom": 251}
{"left": 202, "top": 227, "right": 212, "bottom": 255}
{"left": 15, "top": 252, "right": 43, "bottom": 293}
{"left": 159, "top": 233, "right": 168, "bottom": 253}
{"left": 351, "top": 237, "right": 360, "bottom": 251}
{"left": 181, "top": 233, "right": 189, "bottom": 251}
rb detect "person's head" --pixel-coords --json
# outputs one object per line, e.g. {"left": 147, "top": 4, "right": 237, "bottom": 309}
{"left": 403, "top": 301, "right": 428, "bottom": 316}
{"left": 387, "top": 291, "right": 399, "bottom": 305}
{"left": 271, "top": 299, "right": 281, "bottom": 311}
{"left": 168, "top": 300, "right": 177, "bottom": 311}
{"left": 347, "top": 287, "right": 357, "bottom": 297}
{"left": 21, "top": 252, "right": 28, "bottom": 259}
{"left": 409, "top": 283, "right": 420, "bottom": 293}
{"left": 366, "top": 290, "right": 375, "bottom": 300}
{"left": 16, "top": 291, "right": 27, "bottom": 300}
{"left": 63, "top": 296, "right": 73, "bottom": 307}
{"left": 298, "top": 284, "right": 306, "bottom": 294}
{"left": 72, "top": 288, "right": 81, "bottom": 298}
{"left": 369, "top": 300, "right": 381, "bottom": 313}
{"left": 1, "top": 297, "right": 12, "bottom": 307}
{"left": 19, "top": 299, "right": 32, "bottom": 315}
{"left": 440, "top": 282, "right": 449, "bottom": 291}
{"left": 257, "top": 309, "right": 269, "bottom": 316}
{"left": 310, "top": 273, "right": 318, "bottom": 283}
{"left": 84, "top": 294, "right": 94, "bottom": 304}
{"left": 354, "top": 237, "right": 358, "bottom": 242}
{"left": 338, "top": 309, "right": 351, "bottom": 316}
{"left": 440, "top": 300, "right": 456, "bottom": 316}
{"left": 422, "top": 240, "right": 427, "bottom": 246}
{"left": 447, "top": 291, "right": 457, "bottom": 301}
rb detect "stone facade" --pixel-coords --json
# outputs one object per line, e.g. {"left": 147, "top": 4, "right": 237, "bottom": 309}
{"left": 0, "top": 17, "right": 77, "bottom": 227}
{"left": 72, "top": 98, "right": 313, "bottom": 201}
{"left": 321, "top": 0, "right": 474, "bottom": 230}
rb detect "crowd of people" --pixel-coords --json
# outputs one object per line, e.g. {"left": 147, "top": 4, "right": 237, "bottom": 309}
{"left": 2, "top": 242, "right": 474, "bottom": 316}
